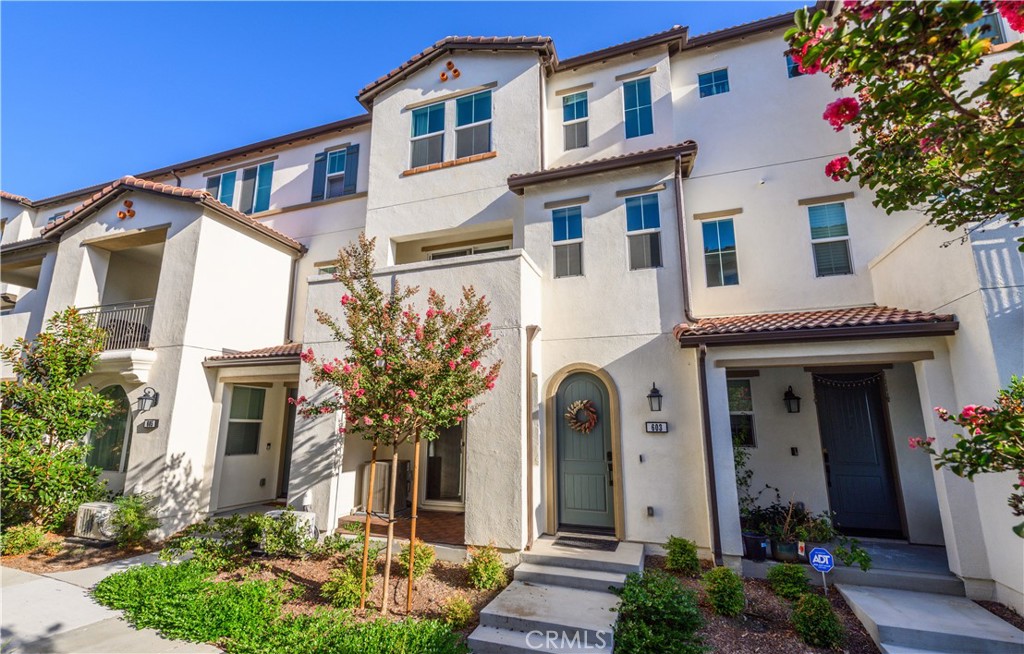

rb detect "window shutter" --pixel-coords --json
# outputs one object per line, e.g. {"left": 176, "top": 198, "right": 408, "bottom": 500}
{"left": 239, "top": 166, "right": 257, "bottom": 214}
{"left": 342, "top": 144, "right": 359, "bottom": 196}
{"left": 206, "top": 175, "right": 220, "bottom": 198}
{"left": 311, "top": 152, "right": 328, "bottom": 202}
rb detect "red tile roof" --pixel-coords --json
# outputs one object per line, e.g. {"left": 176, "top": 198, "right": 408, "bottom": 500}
{"left": 674, "top": 306, "right": 958, "bottom": 346}
{"left": 357, "top": 36, "right": 556, "bottom": 108}
{"left": 508, "top": 141, "right": 698, "bottom": 194}
{"left": 555, "top": 25, "right": 688, "bottom": 70}
{"left": 684, "top": 12, "right": 796, "bottom": 49}
{"left": 205, "top": 343, "right": 303, "bottom": 364}
{"left": 1, "top": 190, "right": 32, "bottom": 205}
{"left": 40, "top": 176, "right": 305, "bottom": 253}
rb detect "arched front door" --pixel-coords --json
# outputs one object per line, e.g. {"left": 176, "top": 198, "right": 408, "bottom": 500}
{"left": 556, "top": 372, "right": 615, "bottom": 531}
{"left": 86, "top": 385, "right": 133, "bottom": 494}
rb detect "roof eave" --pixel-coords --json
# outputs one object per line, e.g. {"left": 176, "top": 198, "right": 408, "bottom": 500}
{"left": 554, "top": 26, "right": 688, "bottom": 72}
{"left": 203, "top": 355, "right": 301, "bottom": 368}
{"left": 683, "top": 12, "right": 796, "bottom": 50}
{"left": 676, "top": 320, "right": 960, "bottom": 348}
{"left": 0, "top": 236, "right": 53, "bottom": 256}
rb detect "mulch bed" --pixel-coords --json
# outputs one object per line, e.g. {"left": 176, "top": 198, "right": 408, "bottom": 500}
{"left": 978, "top": 600, "right": 1024, "bottom": 631}
{"left": 1, "top": 533, "right": 157, "bottom": 575}
{"left": 218, "top": 552, "right": 507, "bottom": 634}
{"left": 647, "top": 555, "right": 880, "bottom": 654}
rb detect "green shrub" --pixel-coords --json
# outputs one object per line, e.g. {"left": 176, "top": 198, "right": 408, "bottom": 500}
{"left": 320, "top": 560, "right": 369, "bottom": 610}
{"left": 398, "top": 539, "right": 436, "bottom": 579}
{"left": 466, "top": 543, "right": 507, "bottom": 590}
{"left": 613, "top": 570, "right": 705, "bottom": 654}
{"left": 110, "top": 493, "right": 159, "bottom": 546}
{"left": 440, "top": 594, "right": 474, "bottom": 629}
{"left": 665, "top": 535, "right": 700, "bottom": 576}
{"left": 162, "top": 511, "right": 321, "bottom": 570}
{"left": 767, "top": 563, "right": 809, "bottom": 600}
{"left": 0, "top": 524, "right": 47, "bottom": 555}
{"left": 93, "top": 560, "right": 286, "bottom": 643}
{"left": 252, "top": 510, "right": 317, "bottom": 558}
{"left": 792, "top": 594, "right": 845, "bottom": 649}
{"left": 310, "top": 533, "right": 355, "bottom": 559}
{"left": 701, "top": 566, "right": 745, "bottom": 617}
{"left": 342, "top": 521, "right": 364, "bottom": 534}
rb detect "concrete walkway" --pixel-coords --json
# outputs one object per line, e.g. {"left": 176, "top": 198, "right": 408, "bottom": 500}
{"left": 1, "top": 555, "right": 218, "bottom": 654}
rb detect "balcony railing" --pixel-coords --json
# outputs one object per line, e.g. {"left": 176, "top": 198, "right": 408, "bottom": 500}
{"left": 79, "top": 299, "right": 155, "bottom": 351}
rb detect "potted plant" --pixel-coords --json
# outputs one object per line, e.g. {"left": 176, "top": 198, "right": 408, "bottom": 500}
{"left": 768, "top": 502, "right": 803, "bottom": 562}
{"left": 796, "top": 511, "right": 838, "bottom": 562}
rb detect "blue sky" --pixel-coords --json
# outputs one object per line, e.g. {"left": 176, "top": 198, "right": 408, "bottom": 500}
{"left": 1, "top": 1, "right": 804, "bottom": 199}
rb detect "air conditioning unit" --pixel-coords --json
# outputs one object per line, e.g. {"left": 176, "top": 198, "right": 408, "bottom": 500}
{"left": 262, "top": 510, "right": 320, "bottom": 542}
{"left": 360, "top": 460, "right": 410, "bottom": 513}
{"left": 74, "top": 502, "right": 117, "bottom": 541}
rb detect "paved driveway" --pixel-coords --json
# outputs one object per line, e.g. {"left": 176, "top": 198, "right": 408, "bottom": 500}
{"left": 1, "top": 555, "right": 219, "bottom": 654}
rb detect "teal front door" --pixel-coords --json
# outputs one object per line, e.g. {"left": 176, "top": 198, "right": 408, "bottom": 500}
{"left": 557, "top": 373, "right": 615, "bottom": 531}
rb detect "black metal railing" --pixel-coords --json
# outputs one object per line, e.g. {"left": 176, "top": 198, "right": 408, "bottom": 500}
{"left": 79, "top": 299, "right": 155, "bottom": 350}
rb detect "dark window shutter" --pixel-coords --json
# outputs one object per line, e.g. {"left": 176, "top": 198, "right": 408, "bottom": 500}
{"left": 342, "top": 144, "right": 359, "bottom": 196}
{"left": 311, "top": 152, "right": 328, "bottom": 202}
{"left": 206, "top": 175, "right": 220, "bottom": 198}
{"left": 239, "top": 166, "right": 257, "bottom": 214}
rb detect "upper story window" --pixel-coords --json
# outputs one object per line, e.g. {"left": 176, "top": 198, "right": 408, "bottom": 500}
{"left": 702, "top": 218, "right": 739, "bottom": 287}
{"left": 47, "top": 211, "right": 68, "bottom": 225}
{"left": 562, "top": 91, "right": 589, "bottom": 150}
{"left": 785, "top": 55, "right": 804, "bottom": 78}
{"left": 728, "top": 379, "right": 756, "bottom": 447}
{"left": 625, "top": 194, "right": 662, "bottom": 270}
{"left": 411, "top": 102, "right": 445, "bottom": 168}
{"left": 207, "top": 162, "right": 274, "bottom": 214}
{"left": 965, "top": 13, "right": 1006, "bottom": 45}
{"left": 808, "top": 202, "right": 853, "bottom": 277}
{"left": 311, "top": 144, "right": 361, "bottom": 202}
{"left": 623, "top": 78, "right": 654, "bottom": 139}
{"left": 552, "top": 205, "right": 583, "bottom": 278}
{"left": 455, "top": 91, "right": 493, "bottom": 158}
{"left": 698, "top": 69, "right": 730, "bottom": 98}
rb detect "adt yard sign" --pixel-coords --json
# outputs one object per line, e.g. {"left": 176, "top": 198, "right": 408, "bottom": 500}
{"left": 809, "top": 547, "right": 834, "bottom": 595}
{"left": 809, "top": 548, "right": 834, "bottom": 573}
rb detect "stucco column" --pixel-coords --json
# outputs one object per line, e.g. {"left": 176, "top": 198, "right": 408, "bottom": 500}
{"left": 703, "top": 354, "right": 743, "bottom": 562}
{"left": 912, "top": 354, "right": 991, "bottom": 584}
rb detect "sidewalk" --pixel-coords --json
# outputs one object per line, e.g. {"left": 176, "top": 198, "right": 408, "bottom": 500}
{"left": 1, "top": 554, "right": 219, "bottom": 654}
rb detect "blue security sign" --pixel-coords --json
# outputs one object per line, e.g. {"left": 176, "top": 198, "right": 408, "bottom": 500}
{"left": 809, "top": 548, "right": 834, "bottom": 573}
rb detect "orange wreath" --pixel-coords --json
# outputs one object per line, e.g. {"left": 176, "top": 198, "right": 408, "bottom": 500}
{"left": 565, "top": 399, "right": 598, "bottom": 434}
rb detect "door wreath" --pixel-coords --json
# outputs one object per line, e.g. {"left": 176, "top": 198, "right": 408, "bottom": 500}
{"left": 565, "top": 399, "right": 599, "bottom": 434}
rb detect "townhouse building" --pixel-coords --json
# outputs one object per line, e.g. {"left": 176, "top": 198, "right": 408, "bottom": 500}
{"left": 2, "top": 10, "right": 1021, "bottom": 611}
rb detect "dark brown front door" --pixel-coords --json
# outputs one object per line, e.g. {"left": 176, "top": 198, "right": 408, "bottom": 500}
{"left": 814, "top": 373, "right": 902, "bottom": 538}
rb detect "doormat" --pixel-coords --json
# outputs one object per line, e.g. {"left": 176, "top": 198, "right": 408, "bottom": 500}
{"left": 552, "top": 536, "right": 618, "bottom": 552}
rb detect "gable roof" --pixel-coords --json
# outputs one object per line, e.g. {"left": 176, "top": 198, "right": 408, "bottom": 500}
{"left": 40, "top": 176, "right": 305, "bottom": 254}
{"left": 674, "top": 306, "right": 958, "bottom": 347}
{"left": 1, "top": 190, "right": 33, "bottom": 207}
{"left": 356, "top": 36, "right": 556, "bottom": 109}
{"left": 508, "top": 141, "right": 698, "bottom": 195}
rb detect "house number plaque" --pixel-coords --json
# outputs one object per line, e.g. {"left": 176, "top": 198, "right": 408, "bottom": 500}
{"left": 645, "top": 421, "right": 669, "bottom": 433}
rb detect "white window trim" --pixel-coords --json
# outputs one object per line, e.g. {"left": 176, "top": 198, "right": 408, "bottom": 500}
{"left": 698, "top": 68, "right": 730, "bottom": 97}
{"left": 807, "top": 201, "right": 855, "bottom": 277}
{"left": 410, "top": 102, "right": 446, "bottom": 167}
{"left": 553, "top": 241, "right": 584, "bottom": 279}
{"left": 562, "top": 91, "right": 589, "bottom": 150}
{"left": 325, "top": 149, "right": 347, "bottom": 198}
{"left": 621, "top": 77, "right": 654, "bottom": 139}
{"left": 454, "top": 93, "right": 494, "bottom": 158}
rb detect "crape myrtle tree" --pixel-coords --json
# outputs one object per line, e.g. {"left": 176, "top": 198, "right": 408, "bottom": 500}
{"left": 1, "top": 308, "right": 112, "bottom": 530}
{"left": 786, "top": 1, "right": 1024, "bottom": 248}
{"left": 295, "top": 234, "right": 501, "bottom": 614}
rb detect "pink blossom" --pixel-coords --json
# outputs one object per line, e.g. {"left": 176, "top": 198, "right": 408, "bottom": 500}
{"left": 449, "top": 337, "right": 458, "bottom": 345}
{"left": 355, "top": 388, "right": 365, "bottom": 398}
{"left": 393, "top": 416, "right": 401, "bottom": 425}
{"left": 404, "top": 404, "right": 413, "bottom": 414}
{"left": 455, "top": 416, "right": 463, "bottom": 424}
{"left": 300, "top": 348, "right": 315, "bottom": 363}
{"left": 322, "top": 363, "right": 335, "bottom": 374}
{"left": 342, "top": 363, "right": 352, "bottom": 373}
{"left": 908, "top": 436, "right": 922, "bottom": 449}
{"left": 962, "top": 404, "right": 978, "bottom": 419}
{"left": 449, "top": 360, "right": 457, "bottom": 370}
{"left": 338, "top": 427, "right": 346, "bottom": 434}
{"left": 382, "top": 414, "right": 390, "bottom": 421}
{"left": 919, "top": 135, "right": 944, "bottom": 155}
{"left": 408, "top": 390, "right": 418, "bottom": 399}
{"left": 487, "top": 381, "right": 495, "bottom": 390}
{"left": 792, "top": 26, "right": 832, "bottom": 74}
{"left": 843, "top": 0, "right": 882, "bottom": 21}
{"left": 823, "top": 97, "right": 860, "bottom": 131}
{"left": 363, "top": 416, "right": 373, "bottom": 426}
{"left": 997, "top": 0, "right": 1024, "bottom": 33}
{"left": 462, "top": 346, "right": 472, "bottom": 356}
{"left": 374, "top": 347, "right": 384, "bottom": 357}
{"left": 825, "top": 156, "right": 851, "bottom": 181}
{"left": 470, "top": 360, "right": 481, "bottom": 370}
{"left": 427, "top": 309, "right": 435, "bottom": 319}
{"left": 341, "top": 294, "right": 353, "bottom": 306}
{"left": 415, "top": 327, "right": 424, "bottom": 341}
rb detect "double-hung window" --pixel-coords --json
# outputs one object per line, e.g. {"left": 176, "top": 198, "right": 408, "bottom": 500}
{"left": 455, "top": 91, "right": 492, "bottom": 158}
{"left": 552, "top": 206, "right": 583, "bottom": 278}
{"left": 808, "top": 202, "right": 853, "bottom": 276}
{"left": 728, "top": 379, "right": 756, "bottom": 447}
{"left": 411, "top": 102, "right": 445, "bottom": 168}
{"left": 311, "top": 144, "right": 360, "bottom": 202}
{"left": 785, "top": 55, "right": 804, "bottom": 78}
{"left": 698, "top": 69, "right": 730, "bottom": 97}
{"left": 206, "top": 162, "right": 274, "bottom": 214}
{"left": 965, "top": 13, "right": 1006, "bottom": 45}
{"left": 625, "top": 194, "right": 662, "bottom": 270}
{"left": 326, "top": 150, "right": 347, "bottom": 199}
{"left": 225, "top": 386, "right": 265, "bottom": 456}
{"left": 623, "top": 78, "right": 654, "bottom": 139}
{"left": 562, "top": 91, "right": 589, "bottom": 150}
{"left": 703, "top": 219, "right": 739, "bottom": 287}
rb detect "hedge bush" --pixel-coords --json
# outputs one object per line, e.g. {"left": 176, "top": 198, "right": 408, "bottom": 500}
{"left": 0, "top": 524, "right": 47, "bottom": 556}
{"left": 613, "top": 570, "right": 705, "bottom": 654}
{"left": 792, "top": 594, "right": 845, "bottom": 649}
{"left": 466, "top": 543, "right": 506, "bottom": 590}
{"left": 398, "top": 539, "right": 436, "bottom": 579}
{"left": 701, "top": 566, "right": 745, "bottom": 617}
{"left": 665, "top": 536, "right": 700, "bottom": 576}
{"left": 767, "top": 563, "right": 809, "bottom": 600}
{"left": 440, "top": 595, "right": 474, "bottom": 629}
{"left": 110, "top": 494, "right": 159, "bottom": 546}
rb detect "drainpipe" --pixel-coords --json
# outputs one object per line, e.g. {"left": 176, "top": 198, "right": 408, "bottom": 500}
{"left": 283, "top": 256, "right": 299, "bottom": 343}
{"left": 674, "top": 155, "right": 723, "bottom": 566}
{"left": 525, "top": 324, "right": 540, "bottom": 550}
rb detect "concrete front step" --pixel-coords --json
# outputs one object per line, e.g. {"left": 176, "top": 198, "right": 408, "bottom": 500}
{"left": 839, "top": 585, "right": 1024, "bottom": 654}
{"left": 513, "top": 562, "right": 626, "bottom": 592}
{"left": 520, "top": 537, "right": 643, "bottom": 575}
{"left": 477, "top": 581, "right": 618, "bottom": 642}
{"left": 742, "top": 559, "right": 966, "bottom": 597}
{"left": 468, "top": 625, "right": 613, "bottom": 654}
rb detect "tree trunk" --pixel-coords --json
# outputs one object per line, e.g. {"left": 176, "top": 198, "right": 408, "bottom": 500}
{"left": 359, "top": 441, "right": 378, "bottom": 610}
{"left": 380, "top": 443, "right": 400, "bottom": 613}
{"left": 406, "top": 431, "right": 422, "bottom": 613}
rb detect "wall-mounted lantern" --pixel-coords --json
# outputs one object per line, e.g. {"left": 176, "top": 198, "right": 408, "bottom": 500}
{"left": 647, "top": 383, "right": 663, "bottom": 412}
{"left": 783, "top": 386, "right": 801, "bottom": 414}
{"left": 138, "top": 387, "right": 160, "bottom": 412}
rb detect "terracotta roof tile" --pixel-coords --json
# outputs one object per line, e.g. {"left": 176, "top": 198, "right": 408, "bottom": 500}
{"left": 40, "top": 176, "right": 304, "bottom": 253}
{"left": 555, "top": 25, "right": 687, "bottom": 70}
{"left": 206, "top": 343, "right": 303, "bottom": 362}
{"left": 508, "top": 141, "right": 698, "bottom": 193}
{"left": 684, "top": 12, "right": 795, "bottom": 48}
{"left": 674, "top": 306, "right": 957, "bottom": 344}
{"left": 1, "top": 190, "right": 32, "bottom": 205}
